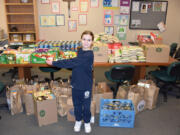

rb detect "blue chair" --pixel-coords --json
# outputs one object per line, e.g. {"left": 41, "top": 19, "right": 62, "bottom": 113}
{"left": 150, "top": 61, "right": 180, "bottom": 102}
{"left": 39, "top": 67, "right": 61, "bottom": 82}
{"left": 105, "top": 65, "right": 135, "bottom": 98}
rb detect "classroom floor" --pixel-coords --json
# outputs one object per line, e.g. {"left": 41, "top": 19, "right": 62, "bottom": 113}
{"left": 0, "top": 67, "right": 180, "bottom": 135}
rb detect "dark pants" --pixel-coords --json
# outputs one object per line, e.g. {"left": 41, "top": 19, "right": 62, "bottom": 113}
{"left": 72, "top": 88, "right": 91, "bottom": 123}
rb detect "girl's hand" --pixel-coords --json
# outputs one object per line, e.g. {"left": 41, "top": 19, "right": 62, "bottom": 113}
{"left": 46, "top": 60, "right": 53, "bottom": 65}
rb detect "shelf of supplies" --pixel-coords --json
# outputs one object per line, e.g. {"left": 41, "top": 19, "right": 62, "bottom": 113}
{"left": 7, "top": 13, "right": 34, "bottom": 15}
{"left": 9, "top": 40, "right": 36, "bottom": 43}
{"left": 5, "top": 3, "right": 33, "bottom": 6}
{"left": 9, "top": 32, "right": 35, "bottom": 34}
{"left": 8, "top": 22, "right": 34, "bottom": 24}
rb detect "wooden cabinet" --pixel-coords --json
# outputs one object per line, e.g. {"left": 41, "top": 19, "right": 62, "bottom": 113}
{"left": 4, "top": 0, "right": 39, "bottom": 44}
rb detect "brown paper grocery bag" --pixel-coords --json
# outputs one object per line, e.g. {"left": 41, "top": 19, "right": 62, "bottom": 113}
{"left": 128, "top": 85, "right": 146, "bottom": 114}
{"left": 24, "top": 93, "right": 34, "bottom": 115}
{"left": 10, "top": 90, "right": 23, "bottom": 115}
{"left": 116, "top": 86, "right": 128, "bottom": 99}
{"left": 144, "top": 84, "right": 160, "bottom": 110}
{"left": 138, "top": 80, "right": 160, "bottom": 110}
{"left": 57, "top": 95, "right": 68, "bottom": 117}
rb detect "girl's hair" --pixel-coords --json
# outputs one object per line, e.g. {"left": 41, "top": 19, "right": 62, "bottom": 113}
{"left": 81, "top": 30, "right": 94, "bottom": 41}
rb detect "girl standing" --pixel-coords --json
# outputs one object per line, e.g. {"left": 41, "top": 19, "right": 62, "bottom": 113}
{"left": 46, "top": 30, "right": 94, "bottom": 133}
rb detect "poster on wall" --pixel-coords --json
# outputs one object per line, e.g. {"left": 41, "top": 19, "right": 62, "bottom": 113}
{"left": 120, "top": 0, "right": 130, "bottom": 14}
{"left": 56, "top": 14, "right": 65, "bottom": 26}
{"left": 103, "top": 0, "right": 119, "bottom": 7}
{"left": 68, "top": 20, "right": 77, "bottom": 32}
{"left": 90, "top": 0, "right": 99, "bottom": 8}
{"left": 71, "top": 1, "right": 79, "bottom": 11}
{"left": 104, "top": 10, "right": 113, "bottom": 25}
{"left": 161, "top": 2, "right": 167, "bottom": 12}
{"left": 153, "top": 2, "right": 162, "bottom": 12}
{"left": 120, "top": 0, "right": 130, "bottom": 7}
{"left": 132, "top": 1, "right": 140, "bottom": 12}
{"left": 120, "top": 6, "right": 130, "bottom": 14}
{"left": 140, "top": 3, "right": 148, "bottom": 13}
{"left": 116, "top": 26, "right": 126, "bottom": 40}
{"left": 80, "top": 0, "right": 88, "bottom": 12}
{"left": 41, "top": 0, "right": 50, "bottom": 4}
{"left": 40, "top": 15, "right": 56, "bottom": 27}
{"left": 78, "top": 14, "right": 87, "bottom": 25}
{"left": 104, "top": 26, "right": 114, "bottom": 35}
{"left": 114, "top": 15, "right": 121, "bottom": 25}
{"left": 119, "top": 15, "right": 129, "bottom": 26}
{"left": 51, "top": 1, "right": 60, "bottom": 14}
{"left": 131, "top": 19, "right": 141, "bottom": 28}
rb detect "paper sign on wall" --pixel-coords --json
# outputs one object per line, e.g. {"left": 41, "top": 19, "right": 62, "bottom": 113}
{"left": 68, "top": 20, "right": 77, "bottom": 32}
{"left": 80, "top": 0, "right": 88, "bottom": 12}
{"left": 104, "top": 10, "right": 113, "bottom": 25}
{"left": 79, "top": 14, "right": 87, "bottom": 25}
{"left": 56, "top": 15, "right": 65, "bottom": 26}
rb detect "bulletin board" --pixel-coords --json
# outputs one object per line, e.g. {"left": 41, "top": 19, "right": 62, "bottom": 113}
{"left": 129, "top": 0, "right": 168, "bottom": 30}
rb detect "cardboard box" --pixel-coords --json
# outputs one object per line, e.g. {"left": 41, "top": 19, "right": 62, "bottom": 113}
{"left": 93, "top": 46, "right": 108, "bottom": 62}
{"left": 153, "top": 38, "right": 163, "bottom": 44}
{"left": 34, "top": 98, "right": 58, "bottom": 127}
{"left": 66, "top": 98, "right": 96, "bottom": 122}
{"left": 143, "top": 44, "right": 170, "bottom": 63}
{"left": 16, "top": 53, "right": 31, "bottom": 64}
{"left": 139, "top": 40, "right": 153, "bottom": 46}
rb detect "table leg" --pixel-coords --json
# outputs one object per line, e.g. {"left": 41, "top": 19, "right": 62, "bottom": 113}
{"left": 132, "top": 66, "right": 146, "bottom": 84}
{"left": 18, "top": 67, "right": 31, "bottom": 79}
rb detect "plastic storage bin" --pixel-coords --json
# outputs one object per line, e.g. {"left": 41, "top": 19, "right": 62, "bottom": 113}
{"left": 99, "top": 99, "right": 135, "bottom": 128}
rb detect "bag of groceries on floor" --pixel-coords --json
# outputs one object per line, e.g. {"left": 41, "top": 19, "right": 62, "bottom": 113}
{"left": 138, "top": 80, "right": 160, "bottom": 110}
{"left": 56, "top": 95, "right": 68, "bottom": 117}
{"left": 6, "top": 86, "right": 23, "bottom": 115}
{"left": 116, "top": 85, "right": 130, "bottom": 99}
{"left": 59, "top": 79, "right": 72, "bottom": 96}
{"left": 127, "top": 85, "right": 146, "bottom": 114}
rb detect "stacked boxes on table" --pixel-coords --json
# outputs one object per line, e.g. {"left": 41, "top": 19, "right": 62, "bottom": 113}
{"left": 99, "top": 99, "right": 135, "bottom": 128}
{"left": 142, "top": 44, "right": 170, "bottom": 63}
{"left": 0, "top": 49, "right": 17, "bottom": 64}
{"left": 93, "top": 42, "right": 108, "bottom": 62}
{"left": 31, "top": 48, "right": 58, "bottom": 64}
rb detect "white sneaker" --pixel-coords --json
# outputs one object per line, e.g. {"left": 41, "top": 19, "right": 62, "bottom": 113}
{"left": 90, "top": 116, "right": 95, "bottom": 124}
{"left": 84, "top": 123, "right": 91, "bottom": 133}
{"left": 74, "top": 121, "right": 82, "bottom": 132}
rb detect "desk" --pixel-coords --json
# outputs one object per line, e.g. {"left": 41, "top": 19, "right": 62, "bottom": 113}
{"left": 0, "top": 57, "right": 176, "bottom": 83}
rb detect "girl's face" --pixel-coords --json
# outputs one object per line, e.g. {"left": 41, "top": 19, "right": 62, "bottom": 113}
{"left": 81, "top": 34, "right": 93, "bottom": 50}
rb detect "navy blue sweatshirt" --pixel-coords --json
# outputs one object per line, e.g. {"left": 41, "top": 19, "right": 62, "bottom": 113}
{"left": 52, "top": 48, "right": 94, "bottom": 91}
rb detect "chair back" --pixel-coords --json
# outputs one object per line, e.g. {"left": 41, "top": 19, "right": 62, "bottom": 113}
{"left": 110, "top": 65, "right": 135, "bottom": 81}
{"left": 174, "top": 47, "right": 180, "bottom": 60}
{"left": 170, "top": 43, "right": 177, "bottom": 57}
{"left": 167, "top": 62, "right": 180, "bottom": 80}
